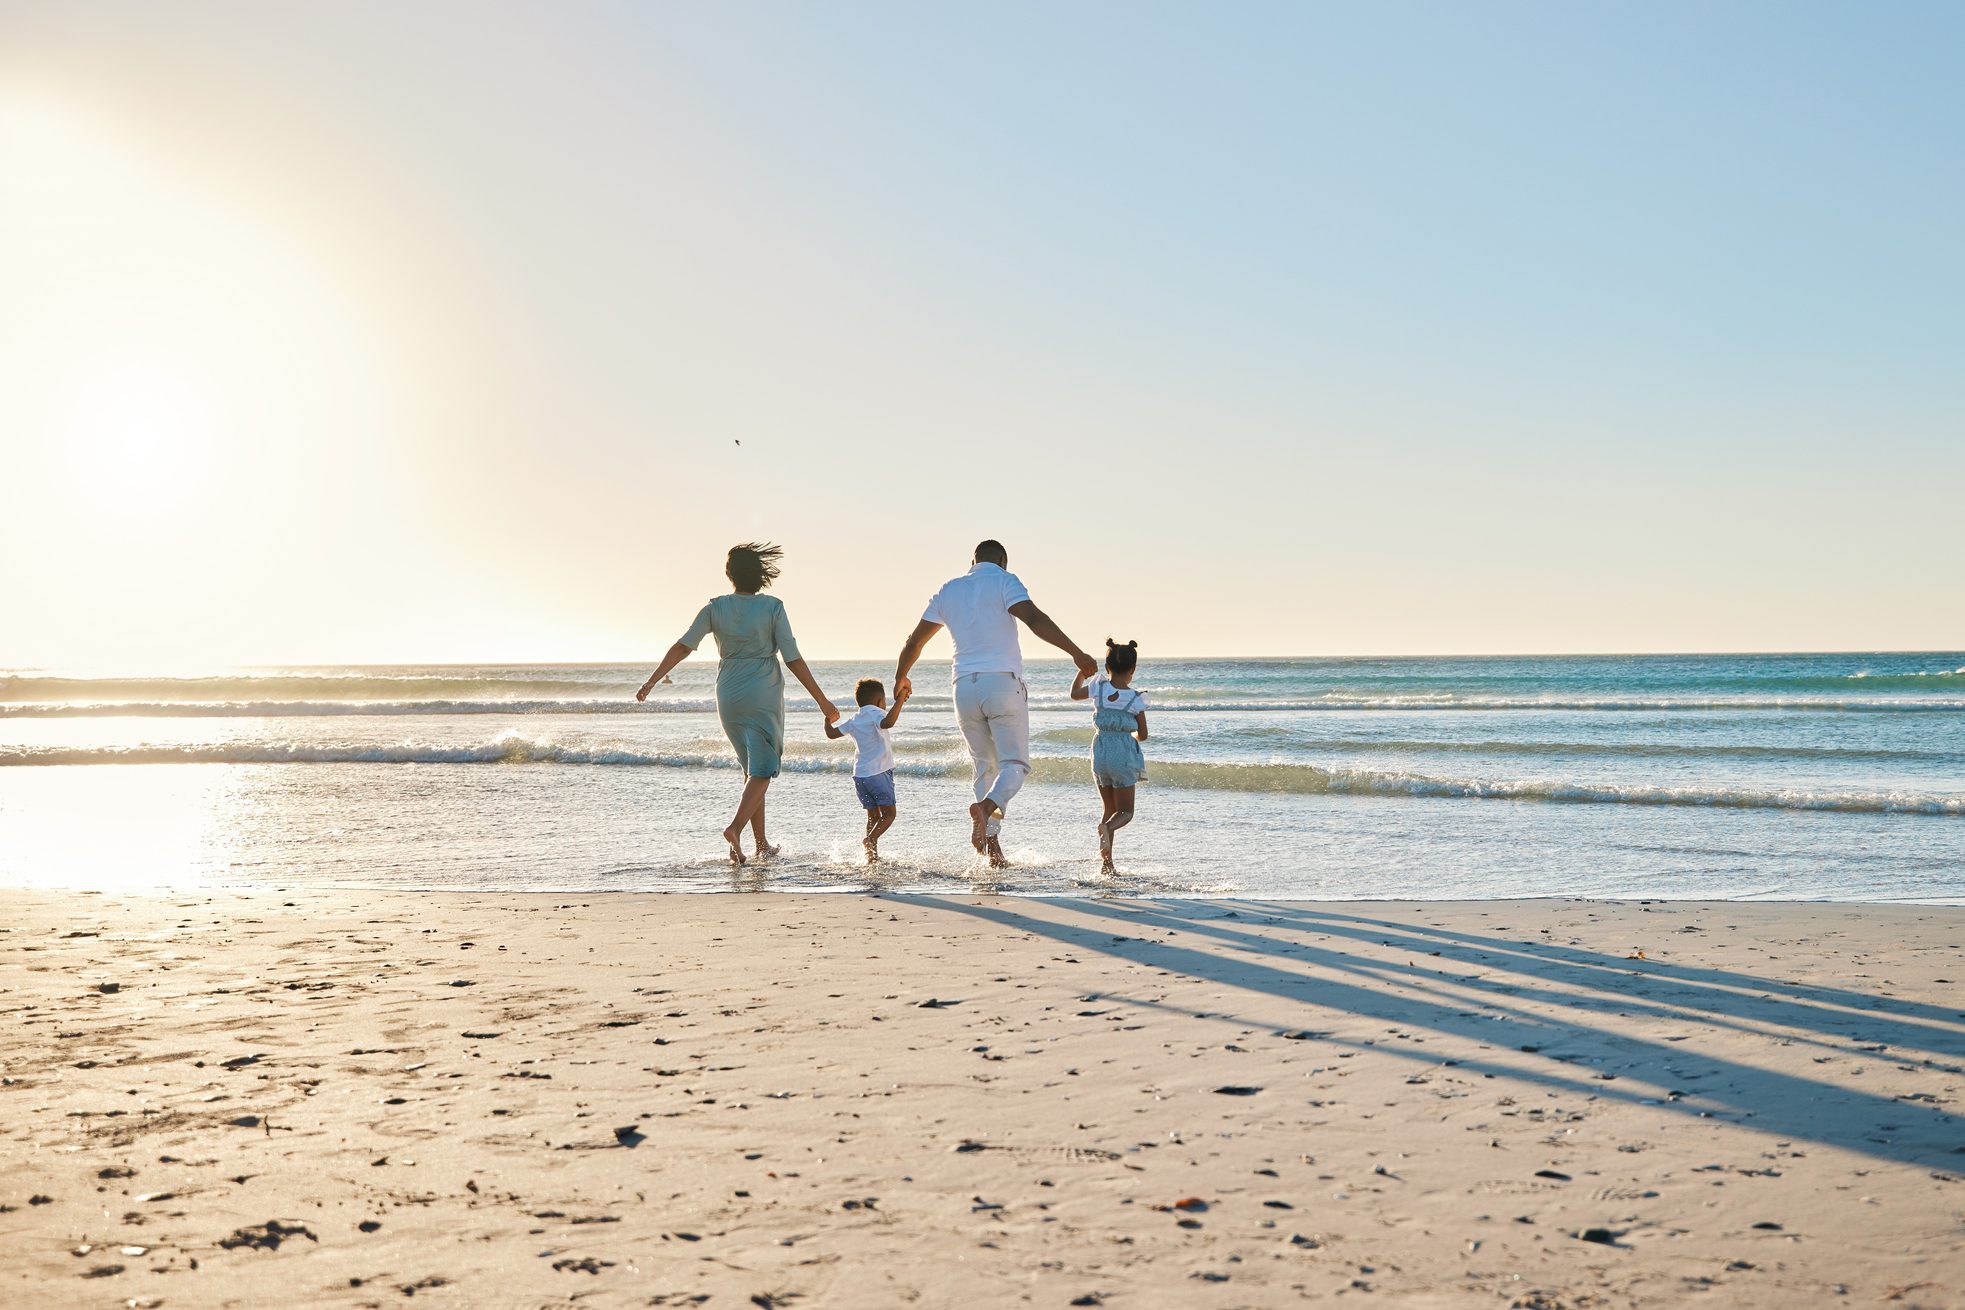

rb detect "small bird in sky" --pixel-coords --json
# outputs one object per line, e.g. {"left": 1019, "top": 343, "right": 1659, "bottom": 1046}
{"left": 734, "top": 439, "right": 741, "bottom": 446}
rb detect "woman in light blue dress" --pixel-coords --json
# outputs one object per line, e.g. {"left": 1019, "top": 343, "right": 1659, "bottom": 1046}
{"left": 637, "top": 544, "right": 839, "bottom": 864}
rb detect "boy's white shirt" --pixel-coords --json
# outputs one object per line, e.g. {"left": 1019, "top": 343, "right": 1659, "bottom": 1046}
{"left": 836, "top": 703, "right": 896, "bottom": 778}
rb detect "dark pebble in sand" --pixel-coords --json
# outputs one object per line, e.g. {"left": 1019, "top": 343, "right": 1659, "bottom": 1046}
{"left": 1577, "top": 1227, "right": 1621, "bottom": 1245}
{"left": 81, "top": 1264, "right": 124, "bottom": 1278}
{"left": 219, "top": 1220, "right": 317, "bottom": 1251}
{"left": 917, "top": 998, "right": 958, "bottom": 1008}
{"left": 1534, "top": 1170, "right": 1571, "bottom": 1181}
{"left": 97, "top": 1167, "right": 136, "bottom": 1179}
{"left": 1213, "top": 1085, "right": 1262, "bottom": 1096}
{"left": 97, "top": 983, "right": 120, "bottom": 994}
{"left": 953, "top": 1140, "right": 987, "bottom": 1153}
{"left": 227, "top": 1116, "right": 261, "bottom": 1128}
{"left": 358, "top": 1220, "right": 381, "bottom": 1233}
{"left": 1263, "top": 1200, "right": 1294, "bottom": 1209}
{"left": 1751, "top": 1222, "right": 1783, "bottom": 1230}
{"left": 29, "top": 1194, "right": 53, "bottom": 1205}
{"left": 613, "top": 1126, "right": 646, "bottom": 1148}
{"left": 1070, "top": 1296, "right": 1104, "bottom": 1307}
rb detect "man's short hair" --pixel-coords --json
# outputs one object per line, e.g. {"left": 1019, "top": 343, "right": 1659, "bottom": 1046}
{"left": 854, "top": 678, "right": 885, "bottom": 707}
{"left": 973, "top": 539, "right": 1008, "bottom": 566}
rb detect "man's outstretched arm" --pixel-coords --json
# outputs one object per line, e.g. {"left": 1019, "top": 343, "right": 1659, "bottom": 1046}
{"left": 894, "top": 619, "right": 942, "bottom": 701}
{"left": 1008, "top": 600, "right": 1097, "bottom": 675}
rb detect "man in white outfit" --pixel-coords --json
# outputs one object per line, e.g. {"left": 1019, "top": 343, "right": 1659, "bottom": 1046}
{"left": 895, "top": 540, "right": 1098, "bottom": 867}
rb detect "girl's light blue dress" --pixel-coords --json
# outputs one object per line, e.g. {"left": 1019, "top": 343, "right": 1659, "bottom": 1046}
{"left": 679, "top": 593, "right": 802, "bottom": 779}
{"left": 1088, "top": 676, "right": 1147, "bottom": 788}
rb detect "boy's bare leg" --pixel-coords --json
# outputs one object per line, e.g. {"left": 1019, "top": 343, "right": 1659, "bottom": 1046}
{"left": 985, "top": 835, "right": 1008, "bottom": 868}
{"left": 865, "top": 806, "right": 896, "bottom": 863}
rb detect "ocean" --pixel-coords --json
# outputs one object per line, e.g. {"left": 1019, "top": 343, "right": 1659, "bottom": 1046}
{"left": 3, "top": 653, "right": 1962, "bottom": 900}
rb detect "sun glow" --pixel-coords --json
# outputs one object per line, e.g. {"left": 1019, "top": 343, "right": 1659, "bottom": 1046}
{"left": 0, "top": 84, "right": 452, "bottom": 663}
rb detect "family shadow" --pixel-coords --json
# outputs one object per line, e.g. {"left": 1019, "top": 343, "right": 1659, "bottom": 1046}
{"left": 906, "top": 894, "right": 1965, "bottom": 1171}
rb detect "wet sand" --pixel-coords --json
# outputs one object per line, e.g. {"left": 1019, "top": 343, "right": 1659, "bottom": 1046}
{"left": 3, "top": 891, "right": 1962, "bottom": 1308}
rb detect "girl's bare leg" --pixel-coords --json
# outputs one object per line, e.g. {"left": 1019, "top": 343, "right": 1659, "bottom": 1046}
{"left": 1098, "top": 785, "right": 1135, "bottom": 874}
{"left": 723, "top": 776, "right": 772, "bottom": 865}
{"left": 1096, "top": 785, "right": 1118, "bottom": 869}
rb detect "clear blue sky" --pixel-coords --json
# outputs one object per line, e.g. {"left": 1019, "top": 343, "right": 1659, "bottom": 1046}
{"left": 2, "top": 1, "right": 1960, "bottom": 663}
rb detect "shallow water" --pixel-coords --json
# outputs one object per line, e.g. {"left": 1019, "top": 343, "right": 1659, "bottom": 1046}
{"left": 3, "top": 654, "right": 1962, "bottom": 899}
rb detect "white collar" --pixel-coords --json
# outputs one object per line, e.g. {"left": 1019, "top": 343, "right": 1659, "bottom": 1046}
{"left": 966, "top": 562, "right": 1005, "bottom": 576}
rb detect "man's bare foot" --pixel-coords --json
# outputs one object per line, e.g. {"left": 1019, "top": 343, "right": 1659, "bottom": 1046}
{"left": 863, "top": 837, "right": 879, "bottom": 865}
{"left": 967, "top": 801, "right": 994, "bottom": 853}
{"left": 986, "top": 836, "right": 1009, "bottom": 869}
{"left": 722, "top": 827, "right": 747, "bottom": 866}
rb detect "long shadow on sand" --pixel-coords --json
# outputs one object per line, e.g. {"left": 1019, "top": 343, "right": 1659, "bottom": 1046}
{"left": 908, "top": 896, "right": 1965, "bottom": 1171}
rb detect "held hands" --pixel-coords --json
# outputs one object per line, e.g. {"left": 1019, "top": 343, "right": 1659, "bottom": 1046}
{"left": 894, "top": 675, "right": 913, "bottom": 702}
{"left": 1072, "top": 650, "right": 1099, "bottom": 676}
{"left": 819, "top": 699, "right": 841, "bottom": 724}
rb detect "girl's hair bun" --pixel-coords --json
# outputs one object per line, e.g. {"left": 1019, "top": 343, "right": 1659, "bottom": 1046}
{"left": 1105, "top": 637, "right": 1118, "bottom": 649}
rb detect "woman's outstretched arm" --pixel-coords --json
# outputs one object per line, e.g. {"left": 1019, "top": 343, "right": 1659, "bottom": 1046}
{"left": 785, "top": 658, "right": 840, "bottom": 722}
{"left": 636, "top": 643, "right": 692, "bottom": 700}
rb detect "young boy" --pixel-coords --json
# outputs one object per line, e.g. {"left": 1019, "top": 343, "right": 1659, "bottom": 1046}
{"left": 824, "top": 677, "right": 909, "bottom": 863}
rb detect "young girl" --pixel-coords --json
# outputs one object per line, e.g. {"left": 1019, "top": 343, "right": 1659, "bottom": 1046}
{"left": 1071, "top": 638, "right": 1149, "bottom": 874}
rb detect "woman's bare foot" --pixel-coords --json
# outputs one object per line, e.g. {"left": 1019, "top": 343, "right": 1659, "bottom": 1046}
{"left": 967, "top": 801, "right": 993, "bottom": 853}
{"left": 986, "top": 836, "right": 1009, "bottom": 869}
{"left": 1097, "top": 820, "right": 1114, "bottom": 863}
{"left": 756, "top": 842, "right": 781, "bottom": 860}
{"left": 722, "top": 827, "right": 747, "bottom": 866}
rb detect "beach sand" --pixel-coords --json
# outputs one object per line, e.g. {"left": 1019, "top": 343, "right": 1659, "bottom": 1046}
{"left": 3, "top": 890, "right": 1962, "bottom": 1309}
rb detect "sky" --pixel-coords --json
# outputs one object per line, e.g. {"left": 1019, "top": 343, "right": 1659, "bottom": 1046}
{"left": 2, "top": 1, "right": 1960, "bottom": 666}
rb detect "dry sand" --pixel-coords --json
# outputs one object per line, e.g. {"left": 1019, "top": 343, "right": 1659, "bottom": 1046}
{"left": 3, "top": 890, "right": 1963, "bottom": 1309}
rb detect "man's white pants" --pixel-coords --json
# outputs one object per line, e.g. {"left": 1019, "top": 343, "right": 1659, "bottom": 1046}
{"left": 954, "top": 672, "right": 1029, "bottom": 837}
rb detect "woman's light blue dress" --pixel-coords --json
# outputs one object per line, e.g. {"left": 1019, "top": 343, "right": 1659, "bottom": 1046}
{"left": 1089, "top": 676, "right": 1147, "bottom": 788}
{"left": 679, "top": 593, "right": 802, "bottom": 779}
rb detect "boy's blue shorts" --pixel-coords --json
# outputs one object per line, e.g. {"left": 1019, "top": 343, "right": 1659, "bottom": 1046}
{"left": 854, "top": 769, "right": 897, "bottom": 809}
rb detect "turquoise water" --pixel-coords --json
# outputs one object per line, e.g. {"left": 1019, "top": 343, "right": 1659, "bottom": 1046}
{"left": 2, "top": 653, "right": 1961, "bottom": 899}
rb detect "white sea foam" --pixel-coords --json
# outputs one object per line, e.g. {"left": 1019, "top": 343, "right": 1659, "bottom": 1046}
{"left": 7, "top": 739, "right": 1959, "bottom": 817}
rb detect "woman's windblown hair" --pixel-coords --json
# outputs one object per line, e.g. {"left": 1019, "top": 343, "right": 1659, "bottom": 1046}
{"left": 726, "top": 542, "right": 783, "bottom": 593}
{"left": 1104, "top": 637, "right": 1138, "bottom": 676}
